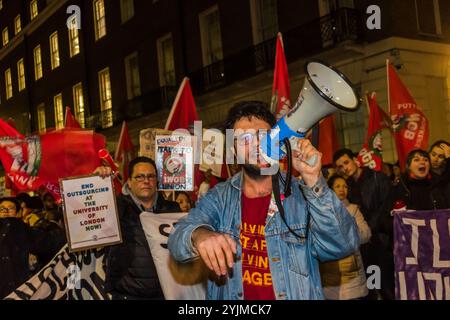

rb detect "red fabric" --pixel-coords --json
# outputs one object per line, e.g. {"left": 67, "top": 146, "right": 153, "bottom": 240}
{"left": 64, "top": 107, "right": 81, "bottom": 128}
{"left": 241, "top": 193, "right": 275, "bottom": 300}
{"left": 356, "top": 93, "right": 385, "bottom": 171}
{"left": 0, "top": 119, "right": 105, "bottom": 201}
{"left": 114, "top": 121, "right": 135, "bottom": 183}
{"left": 317, "top": 115, "right": 340, "bottom": 165}
{"left": 387, "top": 63, "right": 429, "bottom": 171}
{"left": 165, "top": 78, "right": 199, "bottom": 131}
{"left": 3, "top": 118, "right": 19, "bottom": 195}
{"left": 271, "top": 33, "right": 292, "bottom": 120}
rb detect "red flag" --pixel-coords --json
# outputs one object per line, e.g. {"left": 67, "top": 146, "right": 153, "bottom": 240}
{"left": 2, "top": 118, "right": 20, "bottom": 195}
{"left": 271, "top": 33, "right": 292, "bottom": 120}
{"left": 317, "top": 115, "right": 340, "bottom": 165}
{"left": 65, "top": 106, "right": 81, "bottom": 128}
{"left": 387, "top": 61, "right": 429, "bottom": 170}
{"left": 0, "top": 120, "right": 105, "bottom": 201}
{"left": 165, "top": 78, "right": 199, "bottom": 131}
{"left": 356, "top": 93, "right": 385, "bottom": 171}
{"left": 115, "top": 121, "right": 135, "bottom": 182}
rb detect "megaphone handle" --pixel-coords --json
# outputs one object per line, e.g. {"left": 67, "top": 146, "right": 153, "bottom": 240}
{"left": 304, "top": 154, "right": 318, "bottom": 167}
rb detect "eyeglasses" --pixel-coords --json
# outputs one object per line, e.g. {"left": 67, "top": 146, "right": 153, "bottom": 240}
{"left": 236, "top": 131, "right": 267, "bottom": 146}
{"left": 0, "top": 207, "right": 16, "bottom": 213}
{"left": 133, "top": 174, "right": 157, "bottom": 182}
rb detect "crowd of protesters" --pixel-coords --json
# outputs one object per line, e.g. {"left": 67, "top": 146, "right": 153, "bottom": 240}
{"left": 1, "top": 98, "right": 449, "bottom": 301}
{"left": 325, "top": 141, "right": 450, "bottom": 300}
{"left": 0, "top": 190, "right": 66, "bottom": 298}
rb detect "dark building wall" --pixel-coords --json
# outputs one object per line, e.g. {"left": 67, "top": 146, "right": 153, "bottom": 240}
{"left": 1, "top": 0, "right": 449, "bottom": 137}
{"left": 357, "top": 0, "right": 450, "bottom": 43}
{"left": 0, "top": 42, "right": 30, "bottom": 134}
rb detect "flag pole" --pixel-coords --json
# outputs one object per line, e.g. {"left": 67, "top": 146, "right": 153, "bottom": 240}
{"left": 165, "top": 77, "right": 188, "bottom": 130}
{"left": 115, "top": 121, "right": 126, "bottom": 160}
{"left": 386, "top": 59, "right": 391, "bottom": 114}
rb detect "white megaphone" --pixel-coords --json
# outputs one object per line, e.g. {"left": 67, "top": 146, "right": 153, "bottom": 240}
{"left": 260, "top": 60, "right": 360, "bottom": 167}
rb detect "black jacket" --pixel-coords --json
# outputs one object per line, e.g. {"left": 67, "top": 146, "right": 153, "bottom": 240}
{"left": 347, "top": 167, "right": 392, "bottom": 232}
{"left": 104, "top": 192, "right": 180, "bottom": 300}
{"left": 379, "top": 173, "right": 449, "bottom": 248}
{"left": 0, "top": 218, "right": 32, "bottom": 299}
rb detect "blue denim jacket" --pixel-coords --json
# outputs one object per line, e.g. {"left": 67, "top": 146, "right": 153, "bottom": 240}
{"left": 168, "top": 172, "right": 359, "bottom": 300}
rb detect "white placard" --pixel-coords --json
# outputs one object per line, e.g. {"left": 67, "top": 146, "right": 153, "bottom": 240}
{"left": 60, "top": 175, "right": 122, "bottom": 252}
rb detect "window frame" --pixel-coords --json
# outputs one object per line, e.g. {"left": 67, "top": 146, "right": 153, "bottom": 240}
{"left": 72, "top": 82, "right": 85, "bottom": 128}
{"left": 93, "top": 0, "right": 107, "bottom": 41}
{"left": 49, "top": 31, "right": 60, "bottom": 70}
{"left": 30, "top": 0, "right": 39, "bottom": 21}
{"left": 33, "top": 45, "right": 43, "bottom": 80}
{"left": 53, "top": 93, "right": 64, "bottom": 129}
{"left": 17, "top": 58, "right": 26, "bottom": 92}
{"left": 14, "top": 15, "right": 22, "bottom": 35}
{"left": 5, "top": 68, "right": 13, "bottom": 99}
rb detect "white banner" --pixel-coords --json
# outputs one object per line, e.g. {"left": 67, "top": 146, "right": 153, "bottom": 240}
{"left": 140, "top": 212, "right": 207, "bottom": 300}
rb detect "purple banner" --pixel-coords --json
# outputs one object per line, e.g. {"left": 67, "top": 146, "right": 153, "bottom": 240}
{"left": 394, "top": 209, "right": 450, "bottom": 300}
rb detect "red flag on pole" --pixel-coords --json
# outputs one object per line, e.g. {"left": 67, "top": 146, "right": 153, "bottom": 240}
{"left": 387, "top": 61, "right": 429, "bottom": 170}
{"left": 271, "top": 33, "right": 292, "bottom": 120}
{"left": 165, "top": 77, "right": 199, "bottom": 130}
{"left": 0, "top": 119, "right": 105, "bottom": 201}
{"left": 317, "top": 115, "right": 340, "bottom": 165}
{"left": 2, "top": 118, "right": 20, "bottom": 195}
{"left": 65, "top": 106, "right": 81, "bottom": 128}
{"left": 115, "top": 121, "right": 135, "bottom": 182}
{"left": 356, "top": 93, "right": 385, "bottom": 171}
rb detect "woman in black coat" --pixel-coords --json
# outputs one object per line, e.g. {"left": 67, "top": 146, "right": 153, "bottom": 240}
{"left": 0, "top": 198, "right": 32, "bottom": 299}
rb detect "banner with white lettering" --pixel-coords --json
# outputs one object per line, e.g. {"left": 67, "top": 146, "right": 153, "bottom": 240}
{"left": 140, "top": 212, "right": 208, "bottom": 300}
{"left": 394, "top": 209, "right": 450, "bottom": 300}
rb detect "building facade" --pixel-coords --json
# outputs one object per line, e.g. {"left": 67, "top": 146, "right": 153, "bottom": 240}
{"left": 0, "top": 0, "right": 449, "bottom": 164}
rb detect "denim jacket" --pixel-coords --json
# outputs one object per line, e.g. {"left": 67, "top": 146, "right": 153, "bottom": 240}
{"left": 168, "top": 172, "right": 359, "bottom": 300}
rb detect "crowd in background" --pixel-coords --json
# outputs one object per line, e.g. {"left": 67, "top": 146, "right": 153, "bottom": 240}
{"left": 0, "top": 190, "right": 66, "bottom": 298}
{"left": 1, "top": 138, "right": 449, "bottom": 300}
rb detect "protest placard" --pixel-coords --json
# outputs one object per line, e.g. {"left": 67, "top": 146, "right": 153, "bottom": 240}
{"left": 60, "top": 175, "right": 122, "bottom": 252}
{"left": 155, "top": 135, "right": 194, "bottom": 191}
{"left": 139, "top": 128, "right": 172, "bottom": 160}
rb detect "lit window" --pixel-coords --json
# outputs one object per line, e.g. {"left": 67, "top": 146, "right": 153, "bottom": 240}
{"left": 250, "top": 0, "right": 278, "bottom": 44}
{"left": 30, "top": 0, "right": 39, "bottom": 20}
{"left": 17, "top": 59, "right": 26, "bottom": 91}
{"left": 68, "top": 17, "right": 80, "bottom": 57}
{"left": 98, "top": 68, "right": 113, "bottom": 128}
{"left": 15, "top": 15, "right": 22, "bottom": 35}
{"left": 49, "top": 31, "right": 60, "bottom": 69}
{"left": 33, "top": 45, "right": 43, "bottom": 80}
{"left": 93, "top": 0, "right": 107, "bottom": 40}
{"left": 5, "top": 68, "right": 13, "bottom": 99}
{"left": 199, "top": 6, "right": 223, "bottom": 66}
{"left": 54, "top": 93, "right": 64, "bottom": 129}
{"left": 157, "top": 33, "right": 176, "bottom": 86}
{"left": 37, "top": 104, "right": 46, "bottom": 132}
{"left": 124, "top": 52, "right": 141, "bottom": 99}
{"left": 2, "top": 27, "right": 9, "bottom": 46}
{"left": 72, "top": 83, "right": 85, "bottom": 128}
{"left": 120, "top": 0, "right": 135, "bottom": 23}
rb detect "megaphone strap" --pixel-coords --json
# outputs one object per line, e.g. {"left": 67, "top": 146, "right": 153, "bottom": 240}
{"left": 271, "top": 173, "right": 307, "bottom": 240}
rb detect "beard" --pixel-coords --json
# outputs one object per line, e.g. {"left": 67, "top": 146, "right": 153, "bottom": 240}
{"left": 243, "top": 164, "right": 275, "bottom": 180}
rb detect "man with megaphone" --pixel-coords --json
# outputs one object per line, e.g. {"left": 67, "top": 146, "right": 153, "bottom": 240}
{"left": 169, "top": 61, "right": 361, "bottom": 300}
